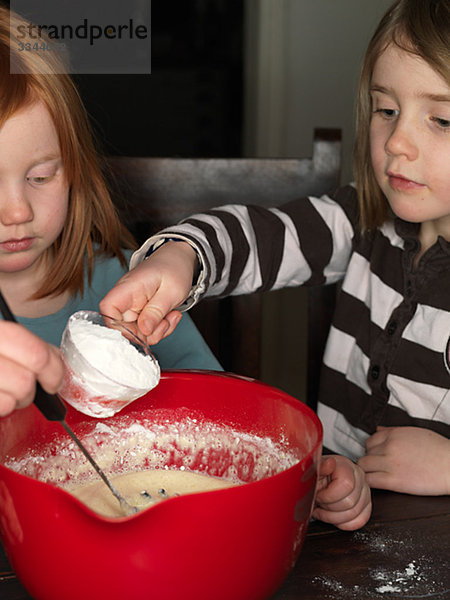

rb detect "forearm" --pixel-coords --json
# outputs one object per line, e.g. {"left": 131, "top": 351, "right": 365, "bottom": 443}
{"left": 130, "top": 200, "right": 346, "bottom": 300}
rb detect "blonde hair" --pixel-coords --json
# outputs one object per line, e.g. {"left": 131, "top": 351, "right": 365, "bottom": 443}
{"left": 0, "top": 6, "right": 136, "bottom": 299}
{"left": 353, "top": 0, "right": 450, "bottom": 230}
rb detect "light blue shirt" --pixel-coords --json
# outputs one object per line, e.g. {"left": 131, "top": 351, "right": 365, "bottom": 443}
{"left": 10, "top": 251, "right": 222, "bottom": 371}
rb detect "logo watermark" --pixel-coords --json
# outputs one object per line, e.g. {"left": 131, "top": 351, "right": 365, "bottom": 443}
{"left": 10, "top": 0, "right": 151, "bottom": 74}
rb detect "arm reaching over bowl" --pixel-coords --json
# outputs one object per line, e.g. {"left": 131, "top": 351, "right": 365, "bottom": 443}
{"left": 100, "top": 241, "right": 197, "bottom": 346}
{"left": 312, "top": 455, "right": 372, "bottom": 531}
{"left": 0, "top": 322, "right": 64, "bottom": 416}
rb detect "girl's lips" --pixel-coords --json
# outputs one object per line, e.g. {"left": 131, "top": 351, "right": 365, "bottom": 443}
{"left": 0, "top": 238, "right": 34, "bottom": 252}
{"left": 388, "top": 173, "right": 425, "bottom": 191}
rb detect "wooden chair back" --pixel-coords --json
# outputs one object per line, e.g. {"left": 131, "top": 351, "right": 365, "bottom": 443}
{"left": 106, "top": 128, "right": 341, "bottom": 409}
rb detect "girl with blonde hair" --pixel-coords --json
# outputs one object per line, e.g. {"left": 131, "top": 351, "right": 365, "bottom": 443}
{"left": 101, "top": 0, "right": 450, "bottom": 528}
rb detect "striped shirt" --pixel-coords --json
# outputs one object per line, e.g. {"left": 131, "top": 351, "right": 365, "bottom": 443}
{"left": 131, "top": 184, "right": 450, "bottom": 461}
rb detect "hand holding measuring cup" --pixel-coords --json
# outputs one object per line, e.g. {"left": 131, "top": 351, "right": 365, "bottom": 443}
{"left": 59, "top": 311, "right": 160, "bottom": 418}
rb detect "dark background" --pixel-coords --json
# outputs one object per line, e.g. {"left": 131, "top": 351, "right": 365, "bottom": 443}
{"left": 73, "top": 1, "right": 244, "bottom": 158}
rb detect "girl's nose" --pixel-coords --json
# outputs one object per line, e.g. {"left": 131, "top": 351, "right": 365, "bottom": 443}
{"left": 0, "top": 186, "right": 34, "bottom": 226}
{"left": 385, "top": 119, "right": 418, "bottom": 161}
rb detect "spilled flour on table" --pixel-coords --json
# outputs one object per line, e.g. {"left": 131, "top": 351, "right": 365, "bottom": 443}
{"left": 312, "top": 530, "right": 450, "bottom": 598}
{"left": 372, "top": 559, "right": 420, "bottom": 594}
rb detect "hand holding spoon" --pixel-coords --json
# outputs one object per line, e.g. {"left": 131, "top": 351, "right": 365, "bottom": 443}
{"left": 0, "top": 290, "right": 138, "bottom": 516}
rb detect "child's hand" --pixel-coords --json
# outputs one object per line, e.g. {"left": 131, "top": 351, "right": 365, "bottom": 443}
{"left": 0, "top": 322, "right": 64, "bottom": 417}
{"left": 100, "top": 241, "right": 198, "bottom": 345}
{"left": 358, "top": 426, "right": 450, "bottom": 496}
{"left": 312, "top": 455, "right": 372, "bottom": 530}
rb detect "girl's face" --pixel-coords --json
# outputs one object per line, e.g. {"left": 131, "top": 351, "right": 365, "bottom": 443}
{"left": 370, "top": 44, "right": 450, "bottom": 240}
{"left": 0, "top": 100, "right": 69, "bottom": 281}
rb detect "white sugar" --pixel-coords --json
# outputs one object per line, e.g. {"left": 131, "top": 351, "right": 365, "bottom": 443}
{"left": 376, "top": 583, "right": 402, "bottom": 593}
{"left": 69, "top": 319, "right": 158, "bottom": 389}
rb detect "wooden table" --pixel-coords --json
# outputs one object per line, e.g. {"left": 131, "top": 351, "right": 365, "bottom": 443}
{"left": 1, "top": 490, "right": 449, "bottom": 599}
{"left": 273, "top": 490, "right": 450, "bottom": 600}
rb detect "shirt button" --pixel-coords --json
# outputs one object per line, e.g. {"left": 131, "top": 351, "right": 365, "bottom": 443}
{"left": 370, "top": 365, "right": 380, "bottom": 380}
{"left": 387, "top": 320, "right": 397, "bottom": 335}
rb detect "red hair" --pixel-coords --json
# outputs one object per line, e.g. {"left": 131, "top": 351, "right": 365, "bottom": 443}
{"left": 0, "top": 6, "right": 136, "bottom": 299}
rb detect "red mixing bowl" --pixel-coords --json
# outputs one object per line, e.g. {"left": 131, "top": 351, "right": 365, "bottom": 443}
{"left": 0, "top": 371, "right": 322, "bottom": 600}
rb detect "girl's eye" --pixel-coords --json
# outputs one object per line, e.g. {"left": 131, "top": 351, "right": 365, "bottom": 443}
{"left": 373, "top": 108, "right": 399, "bottom": 119}
{"left": 431, "top": 116, "right": 450, "bottom": 130}
{"left": 26, "top": 175, "right": 53, "bottom": 185}
{"left": 26, "top": 159, "right": 61, "bottom": 185}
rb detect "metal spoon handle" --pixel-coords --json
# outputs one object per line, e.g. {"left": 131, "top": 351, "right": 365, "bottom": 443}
{"left": 60, "top": 420, "right": 137, "bottom": 515}
{"left": 36, "top": 381, "right": 136, "bottom": 514}
{"left": 0, "top": 289, "right": 137, "bottom": 516}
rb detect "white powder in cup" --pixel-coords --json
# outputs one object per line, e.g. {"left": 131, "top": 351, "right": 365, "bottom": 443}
{"left": 60, "top": 314, "right": 160, "bottom": 418}
{"left": 69, "top": 319, "right": 158, "bottom": 390}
